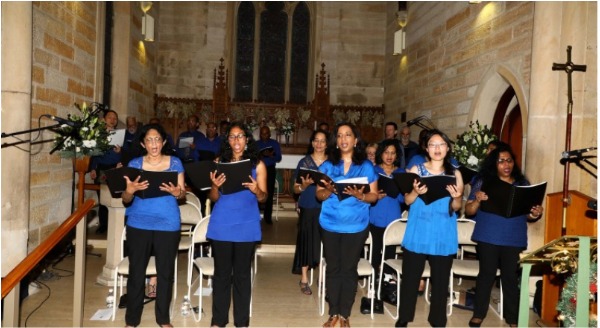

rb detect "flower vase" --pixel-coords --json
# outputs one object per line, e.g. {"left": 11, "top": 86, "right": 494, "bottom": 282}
{"left": 285, "top": 134, "right": 290, "bottom": 146}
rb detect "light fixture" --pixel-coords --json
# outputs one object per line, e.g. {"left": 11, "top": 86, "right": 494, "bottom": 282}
{"left": 141, "top": 2, "right": 154, "bottom": 42}
{"left": 393, "top": 2, "right": 408, "bottom": 56}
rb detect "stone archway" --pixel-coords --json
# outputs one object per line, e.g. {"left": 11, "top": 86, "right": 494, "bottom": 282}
{"left": 470, "top": 64, "right": 530, "bottom": 169}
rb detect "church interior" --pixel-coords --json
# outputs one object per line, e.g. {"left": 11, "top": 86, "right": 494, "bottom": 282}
{"left": 1, "top": 1, "right": 597, "bottom": 327}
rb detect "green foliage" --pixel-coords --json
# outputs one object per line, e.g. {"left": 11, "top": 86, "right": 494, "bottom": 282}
{"left": 556, "top": 262, "right": 597, "bottom": 327}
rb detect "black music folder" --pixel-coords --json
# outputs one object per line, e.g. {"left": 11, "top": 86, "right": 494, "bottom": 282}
{"left": 196, "top": 150, "right": 217, "bottom": 161}
{"left": 480, "top": 179, "right": 547, "bottom": 218}
{"left": 458, "top": 166, "right": 478, "bottom": 185}
{"left": 378, "top": 173, "right": 401, "bottom": 198}
{"left": 105, "top": 166, "right": 178, "bottom": 199}
{"left": 334, "top": 177, "right": 371, "bottom": 201}
{"left": 393, "top": 172, "right": 456, "bottom": 204}
{"left": 185, "top": 159, "right": 253, "bottom": 195}
{"left": 295, "top": 168, "right": 333, "bottom": 187}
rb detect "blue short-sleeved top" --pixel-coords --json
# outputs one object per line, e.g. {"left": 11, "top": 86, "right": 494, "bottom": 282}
{"left": 294, "top": 155, "right": 323, "bottom": 209}
{"left": 468, "top": 177, "right": 530, "bottom": 248}
{"left": 369, "top": 166, "right": 405, "bottom": 228}
{"left": 207, "top": 165, "right": 262, "bottom": 242}
{"left": 319, "top": 159, "right": 378, "bottom": 233}
{"left": 402, "top": 163, "right": 458, "bottom": 256}
{"left": 125, "top": 156, "right": 184, "bottom": 232}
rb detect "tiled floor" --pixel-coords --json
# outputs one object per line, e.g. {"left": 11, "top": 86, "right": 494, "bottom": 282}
{"left": 16, "top": 198, "right": 540, "bottom": 327}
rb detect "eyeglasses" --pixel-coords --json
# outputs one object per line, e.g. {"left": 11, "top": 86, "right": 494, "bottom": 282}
{"left": 427, "top": 143, "right": 447, "bottom": 149}
{"left": 497, "top": 158, "right": 514, "bottom": 164}
{"left": 228, "top": 134, "right": 246, "bottom": 141}
{"left": 144, "top": 137, "right": 163, "bottom": 144}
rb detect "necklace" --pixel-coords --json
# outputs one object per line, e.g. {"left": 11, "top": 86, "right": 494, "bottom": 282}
{"left": 145, "top": 156, "right": 163, "bottom": 166}
{"left": 312, "top": 155, "right": 326, "bottom": 164}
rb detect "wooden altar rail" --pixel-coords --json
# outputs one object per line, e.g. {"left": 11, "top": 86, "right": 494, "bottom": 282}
{"left": 1, "top": 199, "right": 95, "bottom": 326}
{"left": 154, "top": 95, "right": 385, "bottom": 146}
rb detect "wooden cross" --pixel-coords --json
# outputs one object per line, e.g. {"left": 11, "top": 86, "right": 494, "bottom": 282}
{"left": 552, "top": 46, "right": 587, "bottom": 233}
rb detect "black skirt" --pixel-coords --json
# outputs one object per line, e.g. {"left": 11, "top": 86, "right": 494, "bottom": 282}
{"left": 292, "top": 207, "right": 322, "bottom": 274}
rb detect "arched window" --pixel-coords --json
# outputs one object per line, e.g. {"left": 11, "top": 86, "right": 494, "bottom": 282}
{"left": 234, "top": 1, "right": 311, "bottom": 104}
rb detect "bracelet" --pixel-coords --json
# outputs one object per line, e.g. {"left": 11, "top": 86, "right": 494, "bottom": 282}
{"left": 529, "top": 213, "right": 541, "bottom": 219}
{"left": 298, "top": 185, "right": 303, "bottom": 192}
{"left": 361, "top": 193, "right": 366, "bottom": 202}
{"left": 174, "top": 188, "right": 184, "bottom": 199}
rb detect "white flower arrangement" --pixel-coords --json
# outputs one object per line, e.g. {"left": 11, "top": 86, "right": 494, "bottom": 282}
{"left": 297, "top": 107, "right": 311, "bottom": 125}
{"left": 52, "top": 102, "right": 112, "bottom": 158}
{"left": 347, "top": 109, "right": 361, "bottom": 125}
{"left": 279, "top": 121, "right": 295, "bottom": 136}
{"left": 454, "top": 121, "right": 498, "bottom": 170}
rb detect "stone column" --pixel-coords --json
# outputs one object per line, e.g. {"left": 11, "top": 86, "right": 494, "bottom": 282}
{"left": 1, "top": 2, "right": 32, "bottom": 325}
{"left": 96, "top": 185, "right": 126, "bottom": 286}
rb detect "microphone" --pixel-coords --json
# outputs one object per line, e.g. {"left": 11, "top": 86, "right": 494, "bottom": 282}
{"left": 588, "top": 199, "right": 597, "bottom": 211}
{"left": 45, "top": 114, "right": 81, "bottom": 128}
{"left": 561, "top": 147, "right": 597, "bottom": 159}
{"left": 406, "top": 115, "right": 426, "bottom": 127}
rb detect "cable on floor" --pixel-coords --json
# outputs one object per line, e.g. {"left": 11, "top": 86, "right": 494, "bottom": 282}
{"left": 24, "top": 280, "right": 51, "bottom": 327}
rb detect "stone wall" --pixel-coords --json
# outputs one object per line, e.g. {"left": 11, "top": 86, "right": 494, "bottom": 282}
{"left": 384, "top": 2, "right": 535, "bottom": 139}
{"left": 29, "top": 1, "right": 100, "bottom": 252}
{"left": 155, "top": 2, "right": 387, "bottom": 107}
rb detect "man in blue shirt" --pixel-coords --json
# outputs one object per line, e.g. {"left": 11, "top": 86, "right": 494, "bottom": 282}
{"left": 176, "top": 115, "right": 206, "bottom": 162}
{"left": 400, "top": 125, "right": 419, "bottom": 164}
{"left": 195, "top": 122, "right": 221, "bottom": 160}
{"left": 256, "top": 126, "right": 282, "bottom": 224}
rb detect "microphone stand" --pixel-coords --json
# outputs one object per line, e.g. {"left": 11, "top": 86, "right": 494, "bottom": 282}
{"left": 1, "top": 124, "right": 62, "bottom": 148}
{"left": 560, "top": 155, "right": 597, "bottom": 179}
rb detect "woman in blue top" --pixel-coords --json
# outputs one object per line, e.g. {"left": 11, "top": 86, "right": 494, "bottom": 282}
{"left": 207, "top": 122, "right": 267, "bottom": 327}
{"left": 292, "top": 129, "right": 328, "bottom": 296}
{"left": 316, "top": 123, "right": 379, "bottom": 328}
{"left": 122, "top": 123, "right": 185, "bottom": 328}
{"left": 464, "top": 143, "right": 543, "bottom": 327}
{"left": 370, "top": 139, "right": 405, "bottom": 283}
{"left": 397, "top": 129, "right": 464, "bottom": 328}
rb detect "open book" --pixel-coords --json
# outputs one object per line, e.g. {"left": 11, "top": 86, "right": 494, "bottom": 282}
{"left": 333, "top": 177, "right": 371, "bottom": 201}
{"left": 393, "top": 172, "right": 457, "bottom": 204}
{"left": 108, "top": 129, "right": 126, "bottom": 147}
{"left": 295, "top": 168, "right": 333, "bottom": 187}
{"left": 105, "top": 166, "right": 178, "bottom": 199}
{"left": 480, "top": 179, "right": 547, "bottom": 218}
{"left": 185, "top": 159, "right": 253, "bottom": 195}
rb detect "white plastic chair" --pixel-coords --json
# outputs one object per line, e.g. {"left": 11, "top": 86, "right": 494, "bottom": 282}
{"left": 174, "top": 202, "right": 203, "bottom": 302}
{"left": 449, "top": 218, "right": 503, "bottom": 317}
{"left": 112, "top": 228, "right": 175, "bottom": 321}
{"left": 186, "top": 215, "right": 213, "bottom": 322}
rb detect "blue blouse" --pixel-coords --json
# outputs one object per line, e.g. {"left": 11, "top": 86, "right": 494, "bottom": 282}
{"left": 468, "top": 177, "right": 530, "bottom": 248}
{"left": 402, "top": 163, "right": 458, "bottom": 256}
{"left": 207, "top": 166, "right": 262, "bottom": 242}
{"left": 319, "top": 159, "right": 378, "bottom": 233}
{"left": 294, "top": 155, "right": 323, "bottom": 209}
{"left": 369, "top": 166, "right": 405, "bottom": 228}
{"left": 125, "top": 156, "right": 184, "bottom": 232}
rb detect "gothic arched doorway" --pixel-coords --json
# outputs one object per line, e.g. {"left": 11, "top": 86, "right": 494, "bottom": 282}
{"left": 491, "top": 86, "right": 523, "bottom": 166}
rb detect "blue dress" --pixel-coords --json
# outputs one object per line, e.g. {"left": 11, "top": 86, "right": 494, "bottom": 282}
{"left": 125, "top": 156, "right": 183, "bottom": 232}
{"left": 402, "top": 163, "right": 458, "bottom": 256}
{"left": 319, "top": 159, "right": 378, "bottom": 234}
{"left": 207, "top": 167, "right": 262, "bottom": 242}
{"left": 369, "top": 166, "right": 405, "bottom": 228}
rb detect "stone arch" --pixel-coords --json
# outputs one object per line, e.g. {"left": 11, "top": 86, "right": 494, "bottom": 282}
{"left": 470, "top": 64, "right": 530, "bottom": 168}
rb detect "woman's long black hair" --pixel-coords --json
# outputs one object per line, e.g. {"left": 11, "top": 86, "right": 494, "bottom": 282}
{"left": 375, "top": 139, "right": 401, "bottom": 166}
{"left": 479, "top": 142, "right": 526, "bottom": 184}
{"left": 422, "top": 129, "right": 455, "bottom": 175}
{"left": 326, "top": 122, "right": 366, "bottom": 165}
{"left": 137, "top": 123, "right": 173, "bottom": 156}
{"left": 218, "top": 121, "right": 260, "bottom": 165}
{"left": 305, "top": 129, "right": 329, "bottom": 156}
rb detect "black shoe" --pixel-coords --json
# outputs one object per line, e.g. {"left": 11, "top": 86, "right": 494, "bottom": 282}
{"left": 95, "top": 226, "right": 107, "bottom": 234}
{"left": 468, "top": 318, "right": 483, "bottom": 327}
{"left": 395, "top": 320, "right": 408, "bottom": 327}
{"left": 264, "top": 220, "right": 273, "bottom": 225}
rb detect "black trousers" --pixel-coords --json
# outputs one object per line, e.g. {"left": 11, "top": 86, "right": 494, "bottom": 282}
{"left": 211, "top": 240, "right": 256, "bottom": 327}
{"left": 263, "top": 165, "right": 276, "bottom": 223}
{"left": 125, "top": 227, "right": 180, "bottom": 326}
{"left": 321, "top": 227, "right": 369, "bottom": 318}
{"left": 369, "top": 224, "right": 396, "bottom": 281}
{"left": 473, "top": 241, "right": 522, "bottom": 325}
{"left": 398, "top": 248, "right": 454, "bottom": 327}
